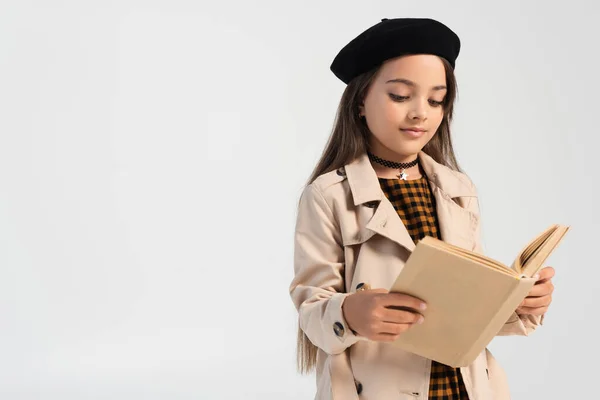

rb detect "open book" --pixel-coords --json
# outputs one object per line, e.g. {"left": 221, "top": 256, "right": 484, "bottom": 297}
{"left": 388, "top": 224, "right": 570, "bottom": 367}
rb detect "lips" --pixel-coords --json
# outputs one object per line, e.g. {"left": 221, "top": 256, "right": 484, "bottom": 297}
{"left": 400, "top": 128, "right": 427, "bottom": 138}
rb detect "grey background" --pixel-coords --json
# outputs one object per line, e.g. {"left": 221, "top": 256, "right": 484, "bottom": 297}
{"left": 0, "top": 1, "right": 597, "bottom": 399}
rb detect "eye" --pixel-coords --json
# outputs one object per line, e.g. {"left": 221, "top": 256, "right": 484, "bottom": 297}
{"left": 390, "top": 93, "right": 445, "bottom": 107}
{"left": 389, "top": 93, "right": 409, "bottom": 102}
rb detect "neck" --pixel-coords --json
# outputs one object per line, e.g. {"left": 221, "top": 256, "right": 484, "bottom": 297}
{"left": 370, "top": 149, "right": 418, "bottom": 164}
{"left": 368, "top": 138, "right": 419, "bottom": 164}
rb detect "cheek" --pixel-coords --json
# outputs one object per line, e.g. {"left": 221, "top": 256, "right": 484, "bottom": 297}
{"left": 367, "top": 105, "right": 403, "bottom": 139}
{"left": 364, "top": 98, "right": 394, "bottom": 129}
{"left": 383, "top": 102, "right": 405, "bottom": 123}
{"left": 371, "top": 100, "right": 406, "bottom": 129}
{"left": 429, "top": 108, "right": 445, "bottom": 129}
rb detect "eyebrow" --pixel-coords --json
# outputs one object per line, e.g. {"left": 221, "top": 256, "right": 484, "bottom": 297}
{"left": 385, "top": 78, "right": 447, "bottom": 91}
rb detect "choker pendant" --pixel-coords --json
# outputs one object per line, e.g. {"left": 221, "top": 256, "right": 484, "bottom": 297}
{"left": 398, "top": 169, "right": 408, "bottom": 180}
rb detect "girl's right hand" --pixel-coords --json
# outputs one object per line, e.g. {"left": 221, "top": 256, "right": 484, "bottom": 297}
{"left": 342, "top": 288, "right": 426, "bottom": 342}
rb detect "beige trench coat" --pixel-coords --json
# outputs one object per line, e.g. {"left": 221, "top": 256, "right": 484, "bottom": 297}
{"left": 290, "top": 151, "right": 544, "bottom": 400}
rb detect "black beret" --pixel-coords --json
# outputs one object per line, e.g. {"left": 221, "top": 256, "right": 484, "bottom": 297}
{"left": 330, "top": 18, "right": 461, "bottom": 84}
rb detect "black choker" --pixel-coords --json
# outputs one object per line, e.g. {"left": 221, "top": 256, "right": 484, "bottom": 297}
{"left": 367, "top": 151, "right": 419, "bottom": 181}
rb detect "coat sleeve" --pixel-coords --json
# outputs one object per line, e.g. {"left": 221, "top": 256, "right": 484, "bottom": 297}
{"left": 464, "top": 182, "right": 545, "bottom": 337}
{"left": 289, "top": 183, "right": 362, "bottom": 355}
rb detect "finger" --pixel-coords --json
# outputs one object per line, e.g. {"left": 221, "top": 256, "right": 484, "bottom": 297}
{"left": 369, "top": 288, "right": 389, "bottom": 294}
{"left": 527, "top": 281, "right": 554, "bottom": 297}
{"left": 521, "top": 294, "right": 552, "bottom": 308}
{"left": 381, "top": 308, "right": 424, "bottom": 324}
{"left": 517, "top": 305, "right": 548, "bottom": 316}
{"left": 371, "top": 323, "right": 417, "bottom": 341}
{"left": 521, "top": 295, "right": 552, "bottom": 308}
{"left": 537, "top": 266, "right": 555, "bottom": 282}
{"left": 380, "top": 293, "right": 427, "bottom": 311}
{"left": 377, "top": 321, "right": 416, "bottom": 335}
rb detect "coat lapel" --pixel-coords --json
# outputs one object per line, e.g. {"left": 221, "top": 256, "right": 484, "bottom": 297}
{"left": 366, "top": 195, "right": 417, "bottom": 252}
{"left": 429, "top": 181, "right": 479, "bottom": 249}
{"left": 344, "top": 151, "right": 479, "bottom": 252}
{"left": 418, "top": 152, "right": 480, "bottom": 249}
{"left": 344, "top": 153, "right": 416, "bottom": 253}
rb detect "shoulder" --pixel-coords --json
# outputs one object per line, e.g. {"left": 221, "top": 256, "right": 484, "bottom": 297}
{"left": 311, "top": 167, "right": 348, "bottom": 193}
{"left": 298, "top": 167, "right": 349, "bottom": 214}
{"left": 447, "top": 167, "right": 478, "bottom": 194}
{"left": 419, "top": 151, "right": 477, "bottom": 197}
{"left": 303, "top": 167, "right": 348, "bottom": 200}
{"left": 423, "top": 154, "right": 478, "bottom": 197}
{"left": 437, "top": 166, "right": 481, "bottom": 214}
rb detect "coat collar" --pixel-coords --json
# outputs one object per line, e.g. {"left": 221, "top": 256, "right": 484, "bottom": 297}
{"left": 342, "top": 151, "right": 479, "bottom": 253}
{"left": 344, "top": 151, "right": 476, "bottom": 206}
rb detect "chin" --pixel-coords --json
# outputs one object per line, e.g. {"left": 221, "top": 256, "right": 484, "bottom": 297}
{"left": 386, "top": 143, "right": 426, "bottom": 157}
{"left": 370, "top": 133, "right": 430, "bottom": 158}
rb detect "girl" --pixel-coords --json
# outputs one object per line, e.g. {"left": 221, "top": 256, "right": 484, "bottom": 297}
{"left": 289, "top": 18, "right": 555, "bottom": 400}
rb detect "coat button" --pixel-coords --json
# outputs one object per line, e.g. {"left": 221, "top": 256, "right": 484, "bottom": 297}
{"left": 333, "top": 321, "right": 345, "bottom": 337}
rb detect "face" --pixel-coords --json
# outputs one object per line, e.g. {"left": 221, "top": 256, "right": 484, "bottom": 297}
{"left": 359, "top": 54, "right": 447, "bottom": 161}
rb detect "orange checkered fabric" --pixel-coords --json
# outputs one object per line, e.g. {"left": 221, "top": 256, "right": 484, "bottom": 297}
{"left": 379, "top": 173, "right": 470, "bottom": 400}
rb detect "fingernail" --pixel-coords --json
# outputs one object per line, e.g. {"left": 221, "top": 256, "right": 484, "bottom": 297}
{"left": 418, "top": 315, "right": 424, "bottom": 324}
{"left": 534, "top": 274, "right": 540, "bottom": 280}
{"left": 420, "top": 303, "right": 427, "bottom": 310}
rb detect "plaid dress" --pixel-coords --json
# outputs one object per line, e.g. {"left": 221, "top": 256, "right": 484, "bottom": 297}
{"left": 378, "top": 174, "right": 470, "bottom": 400}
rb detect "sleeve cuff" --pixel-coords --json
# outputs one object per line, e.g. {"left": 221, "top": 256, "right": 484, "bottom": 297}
{"left": 325, "top": 293, "right": 364, "bottom": 348}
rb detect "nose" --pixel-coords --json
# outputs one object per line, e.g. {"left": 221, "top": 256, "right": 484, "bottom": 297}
{"left": 407, "top": 99, "right": 428, "bottom": 121}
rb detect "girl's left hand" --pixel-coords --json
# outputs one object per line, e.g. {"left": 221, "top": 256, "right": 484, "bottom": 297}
{"left": 516, "top": 266, "right": 555, "bottom": 316}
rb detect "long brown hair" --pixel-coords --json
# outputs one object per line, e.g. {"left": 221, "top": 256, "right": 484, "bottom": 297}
{"left": 307, "top": 56, "right": 461, "bottom": 185}
{"left": 296, "top": 56, "right": 462, "bottom": 374}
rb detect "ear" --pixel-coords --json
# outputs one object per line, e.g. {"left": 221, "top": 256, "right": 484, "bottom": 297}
{"left": 358, "top": 103, "right": 365, "bottom": 117}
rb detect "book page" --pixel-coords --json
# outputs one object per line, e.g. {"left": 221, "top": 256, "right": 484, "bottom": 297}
{"left": 421, "top": 237, "right": 517, "bottom": 277}
{"left": 511, "top": 224, "right": 570, "bottom": 277}
{"left": 519, "top": 225, "right": 570, "bottom": 277}
{"left": 511, "top": 225, "right": 556, "bottom": 273}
